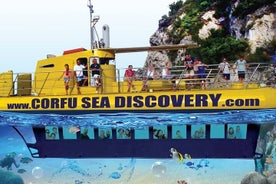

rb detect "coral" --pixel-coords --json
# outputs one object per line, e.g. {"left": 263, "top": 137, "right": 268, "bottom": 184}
{"left": 0, "top": 170, "right": 24, "bottom": 184}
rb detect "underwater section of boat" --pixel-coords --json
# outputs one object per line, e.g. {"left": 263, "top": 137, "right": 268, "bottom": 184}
{"left": 13, "top": 124, "right": 260, "bottom": 159}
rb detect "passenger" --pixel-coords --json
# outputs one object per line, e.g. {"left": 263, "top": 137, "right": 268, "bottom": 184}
{"left": 90, "top": 59, "right": 101, "bottom": 93}
{"left": 124, "top": 65, "right": 136, "bottom": 92}
{"left": 192, "top": 130, "right": 200, "bottom": 139}
{"left": 59, "top": 64, "right": 71, "bottom": 95}
{"left": 125, "top": 129, "right": 131, "bottom": 139}
{"left": 99, "top": 130, "right": 105, "bottom": 140}
{"left": 263, "top": 50, "right": 276, "bottom": 82}
{"left": 193, "top": 57, "right": 199, "bottom": 78}
{"left": 45, "top": 129, "right": 51, "bottom": 139}
{"left": 51, "top": 127, "right": 58, "bottom": 139}
{"left": 198, "top": 127, "right": 205, "bottom": 138}
{"left": 153, "top": 129, "right": 167, "bottom": 139}
{"left": 146, "top": 63, "right": 157, "bottom": 80}
{"left": 162, "top": 61, "right": 171, "bottom": 79}
{"left": 235, "top": 125, "right": 242, "bottom": 139}
{"left": 234, "top": 56, "right": 248, "bottom": 83}
{"left": 105, "top": 130, "right": 111, "bottom": 139}
{"left": 49, "top": 132, "right": 56, "bottom": 140}
{"left": 117, "top": 128, "right": 125, "bottom": 139}
{"left": 81, "top": 128, "right": 90, "bottom": 139}
{"left": 162, "top": 61, "right": 176, "bottom": 90}
{"left": 218, "top": 57, "right": 231, "bottom": 87}
{"left": 142, "top": 63, "right": 156, "bottom": 91}
{"left": 195, "top": 59, "right": 208, "bottom": 89}
{"left": 175, "top": 130, "right": 183, "bottom": 139}
{"left": 74, "top": 59, "right": 87, "bottom": 94}
{"left": 227, "top": 127, "right": 235, "bottom": 139}
{"left": 183, "top": 53, "right": 195, "bottom": 90}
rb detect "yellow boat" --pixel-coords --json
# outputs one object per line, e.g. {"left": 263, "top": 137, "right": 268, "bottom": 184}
{"left": 4, "top": 2, "right": 275, "bottom": 161}
{"left": 0, "top": 0, "right": 275, "bottom": 114}
{"left": 0, "top": 44, "right": 275, "bottom": 114}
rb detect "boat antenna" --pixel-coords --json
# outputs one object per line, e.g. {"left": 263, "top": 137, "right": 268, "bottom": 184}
{"left": 87, "top": 0, "right": 100, "bottom": 49}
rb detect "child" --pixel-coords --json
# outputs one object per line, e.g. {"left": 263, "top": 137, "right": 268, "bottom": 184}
{"left": 59, "top": 64, "right": 71, "bottom": 95}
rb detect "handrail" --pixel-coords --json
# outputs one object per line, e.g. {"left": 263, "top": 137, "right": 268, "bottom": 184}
{"left": 0, "top": 62, "right": 274, "bottom": 97}
{"left": 38, "top": 72, "right": 50, "bottom": 96}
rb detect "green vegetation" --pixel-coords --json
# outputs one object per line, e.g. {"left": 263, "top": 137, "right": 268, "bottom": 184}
{"left": 163, "top": 0, "right": 276, "bottom": 64}
{"left": 232, "top": 0, "right": 275, "bottom": 19}
{"left": 168, "top": 0, "right": 183, "bottom": 17}
{"left": 189, "top": 29, "right": 249, "bottom": 64}
{"left": 213, "top": 0, "right": 231, "bottom": 18}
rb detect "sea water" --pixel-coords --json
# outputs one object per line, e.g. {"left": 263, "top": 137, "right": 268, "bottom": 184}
{"left": 0, "top": 109, "right": 276, "bottom": 184}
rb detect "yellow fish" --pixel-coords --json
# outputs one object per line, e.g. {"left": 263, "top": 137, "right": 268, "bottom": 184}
{"left": 170, "top": 148, "right": 184, "bottom": 163}
{"left": 170, "top": 148, "right": 191, "bottom": 163}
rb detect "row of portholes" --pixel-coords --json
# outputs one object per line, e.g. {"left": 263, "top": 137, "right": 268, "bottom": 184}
{"left": 44, "top": 124, "right": 247, "bottom": 140}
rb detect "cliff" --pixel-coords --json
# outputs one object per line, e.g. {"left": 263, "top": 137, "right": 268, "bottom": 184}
{"left": 145, "top": 0, "right": 276, "bottom": 69}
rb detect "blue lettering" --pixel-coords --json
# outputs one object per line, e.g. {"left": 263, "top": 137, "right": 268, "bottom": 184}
{"left": 209, "top": 94, "right": 221, "bottom": 106}
{"left": 51, "top": 98, "right": 59, "bottom": 108}
{"left": 68, "top": 98, "right": 77, "bottom": 108}
{"left": 32, "top": 98, "right": 40, "bottom": 109}
{"left": 158, "top": 95, "right": 170, "bottom": 107}
{"left": 126, "top": 96, "right": 132, "bottom": 108}
{"left": 171, "top": 95, "right": 183, "bottom": 107}
{"left": 101, "top": 97, "right": 111, "bottom": 108}
{"left": 195, "top": 94, "right": 208, "bottom": 107}
{"left": 41, "top": 98, "right": 50, "bottom": 109}
{"left": 225, "top": 99, "right": 234, "bottom": 106}
{"left": 245, "top": 99, "right": 259, "bottom": 106}
{"left": 91, "top": 97, "right": 100, "bottom": 108}
{"left": 115, "top": 96, "right": 125, "bottom": 107}
{"left": 145, "top": 96, "right": 156, "bottom": 107}
{"left": 133, "top": 96, "right": 143, "bottom": 108}
{"left": 185, "top": 95, "right": 194, "bottom": 107}
{"left": 82, "top": 97, "right": 90, "bottom": 108}
{"left": 235, "top": 99, "right": 244, "bottom": 106}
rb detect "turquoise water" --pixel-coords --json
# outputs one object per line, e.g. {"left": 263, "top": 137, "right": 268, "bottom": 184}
{"left": 0, "top": 110, "right": 276, "bottom": 184}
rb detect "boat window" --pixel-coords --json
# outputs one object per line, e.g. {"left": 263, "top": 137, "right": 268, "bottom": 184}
{"left": 116, "top": 128, "right": 131, "bottom": 139}
{"left": 210, "top": 124, "right": 225, "bottom": 138}
{"left": 45, "top": 126, "right": 59, "bottom": 140}
{"left": 153, "top": 125, "right": 167, "bottom": 139}
{"left": 81, "top": 127, "right": 94, "bottom": 140}
{"left": 40, "top": 64, "right": 54, "bottom": 68}
{"left": 134, "top": 127, "right": 149, "bottom": 139}
{"left": 227, "top": 124, "right": 247, "bottom": 139}
{"left": 172, "top": 125, "right": 187, "bottom": 139}
{"left": 98, "top": 128, "right": 112, "bottom": 140}
{"left": 191, "top": 125, "right": 205, "bottom": 139}
{"left": 63, "top": 126, "right": 77, "bottom": 139}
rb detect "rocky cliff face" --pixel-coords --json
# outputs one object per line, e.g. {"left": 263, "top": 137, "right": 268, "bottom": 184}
{"left": 144, "top": 1, "right": 276, "bottom": 70}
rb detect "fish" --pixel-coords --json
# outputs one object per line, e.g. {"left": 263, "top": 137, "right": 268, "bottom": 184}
{"left": 185, "top": 161, "right": 194, "bottom": 167}
{"left": 109, "top": 171, "right": 121, "bottom": 179}
{"left": 184, "top": 153, "right": 192, "bottom": 160}
{"left": 17, "top": 169, "right": 27, "bottom": 173}
{"left": 20, "top": 157, "right": 33, "bottom": 164}
{"left": 170, "top": 148, "right": 184, "bottom": 163}
{"left": 68, "top": 126, "right": 80, "bottom": 133}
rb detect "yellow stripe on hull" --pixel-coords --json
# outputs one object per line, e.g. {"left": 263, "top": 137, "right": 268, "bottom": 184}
{"left": 1, "top": 87, "right": 275, "bottom": 112}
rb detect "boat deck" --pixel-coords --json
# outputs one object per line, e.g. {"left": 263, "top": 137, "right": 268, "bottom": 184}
{"left": 0, "top": 62, "right": 275, "bottom": 97}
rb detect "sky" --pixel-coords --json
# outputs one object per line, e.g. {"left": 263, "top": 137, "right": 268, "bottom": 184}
{"left": 0, "top": 0, "right": 176, "bottom": 73}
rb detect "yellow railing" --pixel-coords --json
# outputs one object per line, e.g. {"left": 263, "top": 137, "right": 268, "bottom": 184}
{"left": 0, "top": 63, "right": 274, "bottom": 97}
